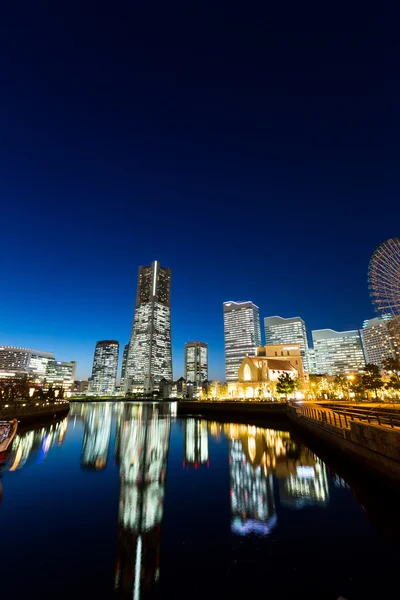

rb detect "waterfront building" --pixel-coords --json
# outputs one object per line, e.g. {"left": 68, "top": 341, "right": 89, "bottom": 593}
{"left": 73, "top": 380, "right": 89, "bottom": 394}
{"left": 264, "top": 316, "right": 310, "bottom": 372}
{"left": 360, "top": 317, "right": 398, "bottom": 365}
{"left": 45, "top": 360, "right": 76, "bottom": 391}
{"left": 0, "top": 346, "right": 54, "bottom": 378}
{"left": 183, "top": 419, "right": 209, "bottom": 468}
{"left": 228, "top": 344, "right": 304, "bottom": 399}
{"left": 89, "top": 340, "right": 119, "bottom": 396}
{"left": 184, "top": 341, "right": 208, "bottom": 384}
{"left": 124, "top": 261, "right": 172, "bottom": 393}
{"left": 119, "top": 343, "right": 129, "bottom": 391}
{"left": 312, "top": 329, "right": 365, "bottom": 376}
{"left": 223, "top": 301, "right": 261, "bottom": 382}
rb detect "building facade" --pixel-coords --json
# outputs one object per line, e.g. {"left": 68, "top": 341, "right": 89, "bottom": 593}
{"left": 227, "top": 344, "right": 304, "bottom": 399}
{"left": 312, "top": 329, "right": 365, "bottom": 376}
{"left": 360, "top": 317, "right": 398, "bottom": 365}
{"left": 264, "top": 316, "right": 310, "bottom": 372}
{"left": 119, "top": 343, "right": 129, "bottom": 391}
{"left": 89, "top": 340, "right": 119, "bottom": 396}
{"left": 45, "top": 360, "right": 76, "bottom": 391}
{"left": 224, "top": 301, "right": 261, "bottom": 382}
{"left": 0, "top": 346, "right": 55, "bottom": 378}
{"left": 184, "top": 341, "right": 208, "bottom": 384}
{"left": 124, "top": 261, "right": 172, "bottom": 393}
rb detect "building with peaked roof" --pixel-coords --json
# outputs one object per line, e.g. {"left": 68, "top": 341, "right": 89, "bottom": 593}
{"left": 227, "top": 344, "right": 304, "bottom": 399}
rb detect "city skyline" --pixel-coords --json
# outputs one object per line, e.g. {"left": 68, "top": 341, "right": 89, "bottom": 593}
{"left": 1, "top": 4, "right": 397, "bottom": 382}
{"left": 1, "top": 274, "right": 397, "bottom": 382}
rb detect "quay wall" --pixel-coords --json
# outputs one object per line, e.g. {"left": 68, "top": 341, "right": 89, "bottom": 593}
{"left": 287, "top": 406, "right": 400, "bottom": 481}
{"left": 0, "top": 400, "right": 70, "bottom": 424}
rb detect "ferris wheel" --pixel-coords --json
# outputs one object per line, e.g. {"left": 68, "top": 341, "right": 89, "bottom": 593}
{"left": 368, "top": 237, "right": 400, "bottom": 335}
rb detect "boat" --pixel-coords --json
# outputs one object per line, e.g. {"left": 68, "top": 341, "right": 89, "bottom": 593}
{"left": 0, "top": 420, "right": 18, "bottom": 452}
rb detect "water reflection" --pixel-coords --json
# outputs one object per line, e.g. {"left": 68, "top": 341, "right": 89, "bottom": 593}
{"left": 1, "top": 417, "right": 68, "bottom": 472}
{"left": 183, "top": 419, "right": 209, "bottom": 469}
{"left": 1, "top": 403, "right": 398, "bottom": 600}
{"left": 209, "top": 422, "right": 329, "bottom": 536}
{"left": 81, "top": 403, "right": 112, "bottom": 470}
{"left": 114, "top": 403, "right": 171, "bottom": 599}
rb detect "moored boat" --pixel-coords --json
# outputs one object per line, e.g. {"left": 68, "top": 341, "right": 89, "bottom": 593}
{"left": 0, "top": 420, "right": 18, "bottom": 452}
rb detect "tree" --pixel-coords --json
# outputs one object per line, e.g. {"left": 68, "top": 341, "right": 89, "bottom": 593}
{"left": 333, "top": 375, "right": 350, "bottom": 398}
{"left": 361, "top": 363, "right": 384, "bottom": 399}
{"left": 276, "top": 373, "right": 295, "bottom": 399}
{"left": 383, "top": 357, "right": 400, "bottom": 387}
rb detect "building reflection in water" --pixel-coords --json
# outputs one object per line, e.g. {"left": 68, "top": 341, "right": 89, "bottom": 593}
{"left": 183, "top": 419, "right": 209, "bottom": 469}
{"left": 208, "top": 422, "right": 329, "bottom": 537}
{"left": 4, "top": 417, "right": 68, "bottom": 472}
{"left": 81, "top": 403, "right": 112, "bottom": 470}
{"left": 114, "top": 402, "right": 171, "bottom": 599}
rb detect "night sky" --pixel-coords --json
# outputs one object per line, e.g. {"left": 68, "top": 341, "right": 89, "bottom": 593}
{"left": 0, "top": 2, "right": 396, "bottom": 381}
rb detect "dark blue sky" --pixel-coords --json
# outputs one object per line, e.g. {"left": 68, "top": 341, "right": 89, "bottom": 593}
{"left": 0, "top": 2, "right": 396, "bottom": 381}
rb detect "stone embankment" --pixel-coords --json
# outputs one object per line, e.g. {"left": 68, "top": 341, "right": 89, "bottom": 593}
{"left": 0, "top": 400, "right": 70, "bottom": 424}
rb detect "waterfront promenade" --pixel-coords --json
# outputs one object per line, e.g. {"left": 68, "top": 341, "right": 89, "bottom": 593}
{"left": 0, "top": 400, "right": 70, "bottom": 423}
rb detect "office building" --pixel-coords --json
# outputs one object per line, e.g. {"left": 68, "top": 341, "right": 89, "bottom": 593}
{"left": 89, "top": 340, "right": 119, "bottom": 396}
{"left": 45, "top": 360, "right": 76, "bottom": 391}
{"left": 124, "top": 261, "right": 172, "bottom": 393}
{"left": 73, "top": 380, "right": 90, "bottom": 394}
{"left": 360, "top": 317, "right": 398, "bottom": 365}
{"left": 312, "top": 329, "right": 365, "bottom": 376}
{"left": 0, "top": 346, "right": 54, "bottom": 378}
{"left": 184, "top": 341, "right": 208, "bottom": 384}
{"left": 119, "top": 343, "right": 129, "bottom": 391}
{"left": 308, "top": 349, "right": 317, "bottom": 374}
{"left": 264, "top": 316, "right": 310, "bottom": 372}
{"left": 224, "top": 301, "right": 261, "bottom": 382}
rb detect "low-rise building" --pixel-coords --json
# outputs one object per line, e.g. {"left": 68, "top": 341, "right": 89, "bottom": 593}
{"left": 227, "top": 344, "right": 305, "bottom": 399}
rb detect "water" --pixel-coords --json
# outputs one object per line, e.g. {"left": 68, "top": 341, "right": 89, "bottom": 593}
{"left": 0, "top": 402, "right": 398, "bottom": 600}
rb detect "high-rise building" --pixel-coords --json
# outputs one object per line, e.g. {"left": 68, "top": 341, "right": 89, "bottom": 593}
{"left": 45, "top": 360, "right": 77, "bottom": 391}
{"left": 312, "top": 329, "right": 365, "bottom": 376}
{"left": 360, "top": 317, "right": 398, "bottom": 365}
{"left": 89, "top": 340, "right": 119, "bottom": 396}
{"left": 0, "top": 346, "right": 54, "bottom": 378}
{"left": 224, "top": 301, "right": 261, "bottom": 382}
{"left": 308, "top": 348, "right": 318, "bottom": 374}
{"left": 119, "top": 343, "right": 129, "bottom": 391}
{"left": 264, "top": 316, "right": 310, "bottom": 372}
{"left": 124, "top": 261, "right": 172, "bottom": 393}
{"left": 184, "top": 341, "right": 208, "bottom": 384}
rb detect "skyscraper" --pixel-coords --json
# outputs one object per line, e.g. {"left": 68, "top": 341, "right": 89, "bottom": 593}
{"left": 119, "top": 343, "right": 129, "bottom": 391}
{"left": 223, "top": 301, "right": 261, "bottom": 382}
{"left": 89, "top": 340, "right": 119, "bottom": 396}
{"left": 360, "top": 317, "right": 398, "bottom": 365}
{"left": 312, "top": 329, "right": 365, "bottom": 376}
{"left": 125, "top": 261, "right": 172, "bottom": 393}
{"left": 264, "top": 316, "right": 310, "bottom": 372}
{"left": 184, "top": 341, "right": 208, "bottom": 384}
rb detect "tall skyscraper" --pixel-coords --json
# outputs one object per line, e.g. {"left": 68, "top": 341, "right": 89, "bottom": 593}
{"left": 119, "top": 343, "right": 129, "bottom": 391}
{"left": 223, "top": 301, "right": 261, "bottom": 382}
{"left": 264, "top": 316, "right": 310, "bottom": 372}
{"left": 89, "top": 340, "right": 119, "bottom": 396}
{"left": 184, "top": 341, "right": 208, "bottom": 384}
{"left": 312, "top": 329, "right": 365, "bottom": 375}
{"left": 125, "top": 261, "right": 172, "bottom": 393}
{"left": 360, "top": 317, "right": 398, "bottom": 365}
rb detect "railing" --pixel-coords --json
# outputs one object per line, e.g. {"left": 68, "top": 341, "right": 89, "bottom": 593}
{"left": 0, "top": 400, "right": 69, "bottom": 419}
{"left": 297, "top": 403, "right": 400, "bottom": 430}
